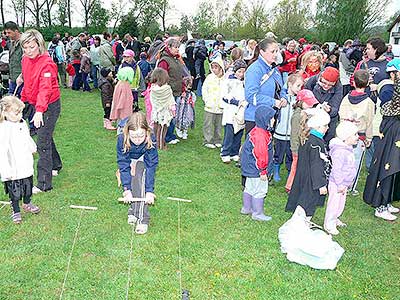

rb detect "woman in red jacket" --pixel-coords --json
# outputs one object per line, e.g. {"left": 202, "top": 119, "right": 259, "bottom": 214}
{"left": 17, "top": 29, "right": 62, "bottom": 193}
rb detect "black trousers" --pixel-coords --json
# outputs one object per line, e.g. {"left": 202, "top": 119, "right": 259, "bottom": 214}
{"left": 36, "top": 100, "right": 62, "bottom": 191}
{"left": 4, "top": 176, "right": 33, "bottom": 213}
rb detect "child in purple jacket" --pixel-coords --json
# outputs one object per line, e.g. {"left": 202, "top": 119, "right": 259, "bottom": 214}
{"left": 324, "top": 121, "right": 359, "bottom": 235}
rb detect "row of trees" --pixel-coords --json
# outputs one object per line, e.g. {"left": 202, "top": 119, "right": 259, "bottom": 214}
{"left": 0, "top": 0, "right": 396, "bottom": 43}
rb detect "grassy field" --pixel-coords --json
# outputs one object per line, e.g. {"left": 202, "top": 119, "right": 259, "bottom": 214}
{"left": 0, "top": 88, "right": 399, "bottom": 300}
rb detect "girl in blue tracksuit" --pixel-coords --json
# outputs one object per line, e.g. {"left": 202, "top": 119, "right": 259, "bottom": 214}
{"left": 117, "top": 112, "right": 158, "bottom": 234}
{"left": 240, "top": 105, "right": 276, "bottom": 222}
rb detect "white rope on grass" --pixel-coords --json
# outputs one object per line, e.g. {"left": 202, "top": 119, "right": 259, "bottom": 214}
{"left": 125, "top": 225, "right": 135, "bottom": 300}
{"left": 59, "top": 209, "right": 83, "bottom": 300}
{"left": 177, "top": 199, "right": 183, "bottom": 296}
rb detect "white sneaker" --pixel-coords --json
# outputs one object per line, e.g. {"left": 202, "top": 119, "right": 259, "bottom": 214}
{"left": 167, "top": 139, "right": 179, "bottom": 145}
{"left": 52, "top": 170, "right": 59, "bottom": 176}
{"left": 182, "top": 132, "right": 188, "bottom": 140}
{"left": 221, "top": 156, "right": 231, "bottom": 163}
{"left": 128, "top": 215, "right": 138, "bottom": 225}
{"left": 375, "top": 209, "right": 397, "bottom": 221}
{"left": 231, "top": 155, "right": 240, "bottom": 162}
{"left": 325, "top": 227, "right": 340, "bottom": 235}
{"left": 387, "top": 204, "right": 400, "bottom": 214}
{"left": 176, "top": 129, "right": 183, "bottom": 138}
{"left": 204, "top": 143, "right": 216, "bottom": 149}
{"left": 32, "top": 186, "right": 43, "bottom": 194}
{"left": 214, "top": 143, "right": 222, "bottom": 148}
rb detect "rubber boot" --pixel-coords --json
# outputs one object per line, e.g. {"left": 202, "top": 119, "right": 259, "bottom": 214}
{"left": 251, "top": 197, "right": 272, "bottom": 221}
{"left": 240, "top": 192, "right": 252, "bottom": 215}
{"left": 273, "top": 164, "right": 281, "bottom": 182}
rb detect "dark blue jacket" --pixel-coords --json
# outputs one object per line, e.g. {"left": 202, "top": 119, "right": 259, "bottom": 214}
{"left": 138, "top": 58, "right": 151, "bottom": 79}
{"left": 117, "top": 134, "right": 158, "bottom": 193}
{"left": 241, "top": 106, "right": 275, "bottom": 178}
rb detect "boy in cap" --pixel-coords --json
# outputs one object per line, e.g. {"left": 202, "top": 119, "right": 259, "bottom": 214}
{"left": 98, "top": 67, "right": 116, "bottom": 130}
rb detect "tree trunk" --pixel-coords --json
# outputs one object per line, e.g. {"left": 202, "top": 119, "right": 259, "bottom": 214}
{"left": 47, "top": 0, "right": 52, "bottom": 27}
{"left": 67, "top": 0, "right": 71, "bottom": 28}
{"left": 0, "top": 0, "right": 5, "bottom": 26}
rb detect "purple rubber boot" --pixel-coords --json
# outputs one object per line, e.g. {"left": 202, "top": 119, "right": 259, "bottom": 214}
{"left": 241, "top": 192, "right": 253, "bottom": 215}
{"left": 251, "top": 197, "right": 272, "bottom": 221}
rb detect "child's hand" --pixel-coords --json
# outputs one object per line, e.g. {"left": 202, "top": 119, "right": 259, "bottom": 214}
{"left": 260, "top": 174, "right": 268, "bottom": 181}
{"left": 319, "top": 186, "right": 328, "bottom": 195}
{"left": 123, "top": 190, "right": 133, "bottom": 201}
{"left": 337, "top": 187, "right": 346, "bottom": 194}
{"left": 145, "top": 192, "right": 155, "bottom": 205}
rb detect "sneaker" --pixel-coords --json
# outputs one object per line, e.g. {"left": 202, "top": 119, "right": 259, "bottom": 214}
{"left": 176, "top": 129, "right": 183, "bottom": 138}
{"left": 231, "top": 155, "right": 240, "bottom": 162}
{"left": 350, "top": 190, "right": 359, "bottom": 196}
{"left": 128, "top": 215, "right": 138, "bottom": 225}
{"left": 52, "top": 170, "right": 59, "bottom": 176}
{"left": 204, "top": 143, "right": 216, "bottom": 149}
{"left": 336, "top": 219, "right": 347, "bottom": 227}
{"left": 32, "top": 186, "right": 43, "bottom": 194}
{"left": 375, "top": 209, "right": 397, "bottom": 221}
{"left": 214, "top": 143, "right": 222, "bottom": 148}
{"left": 12, "top": 212, "right": 22, "bottom": 224}
{"left": 387, "top": 204, "right": 400, "bottom": 214}
{"left": 221, "top": 156, "right": 231, "bottom": 163}
{"left": 182, "top": 132, "right": 188, "bottom": 140}
{"left": 22, "top": 203, "right": 41, "bottom": 214}
{"left": 135, "top": 223, "right": 148, "bottom": 234}
{"left": 167, "top": 139, "right": 179, "bottom": 145}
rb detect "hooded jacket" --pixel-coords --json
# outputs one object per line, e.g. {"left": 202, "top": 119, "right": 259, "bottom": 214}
{"left": 328, "top": 138, "right": 357, "bottom": 189}
{"left": 339, "top": 91, "right": 374, "bottom": 140}
{"left": 220, "top": 74, "right": 245, "bottom": 125}
{"left": 193, "top": 39, "right": 208, "bottom": 61}
{"left": 202, "top": 56, "right": 225, "bottom": 114}
{"left": 241, "top": 105, "right": 275, "bottom": 178}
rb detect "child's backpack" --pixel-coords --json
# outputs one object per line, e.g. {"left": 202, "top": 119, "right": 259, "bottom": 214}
{"left": 48, "top": 43, "right": 59, "bottom": 64}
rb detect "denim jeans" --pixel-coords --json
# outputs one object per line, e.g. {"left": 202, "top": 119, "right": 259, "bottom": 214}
{"left": 8, "top": 81, "right": 23, "bottom": 97}
{"left": 90, "top": 64, "right": 99, "bottom": 88}
{"left": 82, "top": 72, "right": 91, "bottom": 91}
{"left": 36, "top": 100, "right": 62, "bottom": 191}
{"left": 72, "top": 64, "right": 82, "bottom": 90}
{"left": 221, "top": 124, "right": 243, "bottom": 157}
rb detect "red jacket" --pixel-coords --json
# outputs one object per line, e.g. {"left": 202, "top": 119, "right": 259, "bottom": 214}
{"left": 279, "top": 50, "right": 298, "bottom": 74}
{"left": 21, "top": 53, "right": 60, "bottom": 113}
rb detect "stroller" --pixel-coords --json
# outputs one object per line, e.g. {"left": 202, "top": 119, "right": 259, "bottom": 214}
{"left": 0, "top": 50, "right": 9, "bottom": 97}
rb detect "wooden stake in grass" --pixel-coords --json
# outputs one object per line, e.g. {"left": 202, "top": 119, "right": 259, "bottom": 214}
{"left": 59, "top": 205, "right": 97, "bottom": 300}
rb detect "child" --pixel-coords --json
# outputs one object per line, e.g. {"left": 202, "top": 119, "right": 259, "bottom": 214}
{"left": 285, "top": 89, "right": 319, "bottom": 192}
{"left": 272, "top": 73, "right": 303, "bottom": 182}
{"left": 285, "top": 107, "right": 331, "bottom": 222}
{"left": 202, "top": 56, "right": 225, "bottom": 148}
{"left": 150, "top": 68, "right": 176, "bottom": 150}
{"left": 110, "top": 67, "right": 135, "bottom": 133}
{"left": 117, "top": 112, "right": 158, "bottom": 234}
{"left": 324, "top": 121, "right": 359, "bottom": 235}
{"left": 240, "top": 105, "right": 276, "bottom": 221}
{"left": 138, "top": 52, "right": 151, "bottom": 80}
{"left": 119, "top": 50, "right": 143, "bottom": 112}
{"left": 220, "top": 59, "right": 247, "bottom": 163}
{"left": 71, "top": 50, "right": 82, "bottom": 91}
{"left": 98, "top": 67, "right": 116, "bottom": 130}
{"left": 176, "top": 77, "right": 196, "bottom": 140}
{"left": 80, "top": 47, "right": 91, "bottom": 92}
{"left": 66, "top": 62, "right": 75, "bottom": 88}
{"left": 339, "top": 69, "right": 374, "bottom": 195}
{"left": 0, "top": 96, "right": 40, "bottom": 224}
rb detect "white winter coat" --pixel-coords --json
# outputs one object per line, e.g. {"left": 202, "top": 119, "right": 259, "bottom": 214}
{"left": 0, "top": 120, "right": 36, "bottom": 181}
{"left": 220, "top": 76, "right": 245, "bottom": 126}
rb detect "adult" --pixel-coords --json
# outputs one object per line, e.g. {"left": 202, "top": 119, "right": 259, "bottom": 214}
{"left": 17, "top": 29, "right": 62, "bottom": 193}
{"left": 363, "top": 59, "right": 400, "bottom": 220}
{"left": 244, "top": 38, "right": 287, "bottom": 134}
{"left": 384, "top": 44, "right": 394, "bottom": 61}
{"left": 99, "top": 32, "right": 116, "bottom": 70}
{"left": 193, "top": 39, "right": 207, "bottom": 89}
{"left": 141, "top": 37, "right": 151, "bottom": 53}
{"left": 147, "top": 35, "right": 164, "bottom": 69}
{"left": 212, "top": 34, "right": 223, "bottom": 48}
{"left": 4, "top": 21, "right": 22, "bottom": 96}
{"left": 279, "top": 39, "right": 298, "bottom": 83}
{"left": 90, "top": 36, "right": 101, "bottom": 88}
{"left": 339, "top": 39, "right": 355, "bottom": 96}
{"left": 158, "top": 38, "right": 185, "bottom": 144}
{"left": 184, "top": 39, "right": 196, "bottom": 79}
{"left": 71, "top": 32, "right": 86, "bottom": 52}
{"left": 243, "top": 39, "right": 257, "bottom": 64}
{"left": 304, "top": 66, "right": 343, "bottom": 143}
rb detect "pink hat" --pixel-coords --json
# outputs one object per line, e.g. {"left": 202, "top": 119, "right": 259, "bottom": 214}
{"left": 123, "top": 49, "right": 135, "bottom": 57}
{"left": 296, "top": 89, "right": 319, "bottom": 107}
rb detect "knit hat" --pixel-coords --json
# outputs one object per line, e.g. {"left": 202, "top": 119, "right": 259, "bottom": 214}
{"left": 298, "top": 38, "right": 307, "bottom": 44}
{"left": 386, "top": 58, "right": 400, "bottom": 72}
{"left": 296, "top": 89, "right": 319, "bottom": 107}
{"left": 307, "top": 107, "right": 330, "bottom": 128}
{"left": 336, "top": 121, "right": 359, "bottom": 141}
{"left": 123, "top": 49, "right": 135, "bottom": 57}
{"left": 233, "top": 59, "right": 247, "bottom": 72}
{"left": 321, "top": 67, "right": 339, "bottom": 83}
{"left": 100, "top": 67, "right": 111, "bottom": 78}
{"left": 140, "top": 52, "right": 147, "bottom": 60}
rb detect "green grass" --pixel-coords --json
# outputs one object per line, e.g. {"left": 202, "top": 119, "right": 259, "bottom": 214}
{"left": 0, "top": 88, "right": 399, "bottom": 300}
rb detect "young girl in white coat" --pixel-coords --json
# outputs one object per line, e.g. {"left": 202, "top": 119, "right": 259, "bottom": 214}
{"left": 0, "top": 96, "right": 40, "bottom": 224}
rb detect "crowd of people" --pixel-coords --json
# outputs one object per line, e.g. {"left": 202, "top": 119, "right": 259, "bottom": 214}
{"left": 0, "top": 20, "right": 399, "bottom": 240}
